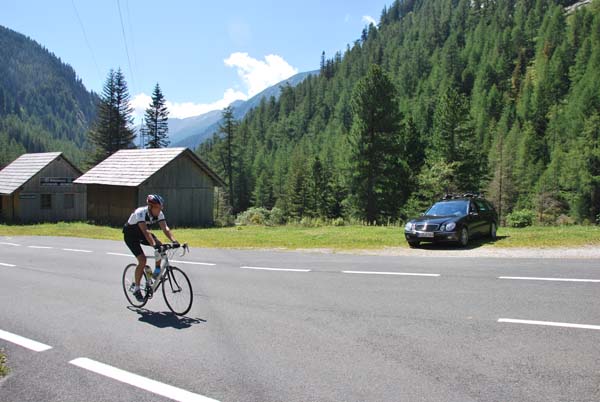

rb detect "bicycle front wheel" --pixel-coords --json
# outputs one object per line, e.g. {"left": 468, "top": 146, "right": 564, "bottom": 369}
{"left": 162, "top": 266, "right": 193, "bottom": 316}
{"left": 122, "top": 263, "right": 150, "bottom": 308}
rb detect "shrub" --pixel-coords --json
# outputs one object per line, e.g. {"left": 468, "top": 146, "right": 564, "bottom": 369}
{"left": 331, "top": 217, "right": 345, "bottom": 226}
{"left": 267, "top": 207, "right": 286, "bottom": 225}
{"left": 555, "top": 214, "right": 575, "bottom": 225}
{"left": 236, "top": 207, "right": 269, "bottom": 226}
{"left": 506, "top": 210, "right": 536, "bottom": 228}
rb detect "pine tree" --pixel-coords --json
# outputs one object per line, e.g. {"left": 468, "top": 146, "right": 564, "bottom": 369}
{"left": 348, "top": 64, "right": 407, "bottom": 224}
{"left": 88, "top": 68, "right": 135, "bottom": 164}
{"left": 217, "top": 106, "right": 239, "bottom": 212}
{"left": 142, "top": 83, "right": 169, "bottom": 148}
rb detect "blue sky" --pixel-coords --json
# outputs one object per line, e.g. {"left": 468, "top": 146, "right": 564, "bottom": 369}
{"left": 1, "top": 1, "right": 385, "bottom": 121}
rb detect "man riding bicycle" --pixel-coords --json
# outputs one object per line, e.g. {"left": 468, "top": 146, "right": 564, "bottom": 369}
{"left": 123, "top": 194, "right": 178, "bottom": 302}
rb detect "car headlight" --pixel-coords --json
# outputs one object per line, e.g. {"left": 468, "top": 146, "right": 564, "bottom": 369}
{"left": 445, "top": 222, "right": 456, "bottom": 231}
{"left": 404, "top": 222, "right": 413, "bottom": 231}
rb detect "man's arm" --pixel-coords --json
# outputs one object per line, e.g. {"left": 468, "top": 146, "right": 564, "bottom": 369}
{"left": 159, "top": 220, "right": 177, "bottom": 243}
{"left": 137, "top": 222, "right": 157, "bottom": 246}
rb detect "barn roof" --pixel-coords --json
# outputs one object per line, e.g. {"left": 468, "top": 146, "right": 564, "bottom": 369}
{"left": 0, "top": 152, "right": 80, "bottom": 195}
{"left": 74, "top": 147, "right": 225, "bottom": 187}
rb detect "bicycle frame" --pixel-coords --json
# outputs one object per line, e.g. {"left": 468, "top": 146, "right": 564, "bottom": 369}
{"left": 145, "top": 244, "right": 188, "bottom": 295}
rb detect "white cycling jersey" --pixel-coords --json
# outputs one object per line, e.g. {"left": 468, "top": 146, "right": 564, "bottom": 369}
{"left": 126, "top": 206, "right": 165, "bottom": 227}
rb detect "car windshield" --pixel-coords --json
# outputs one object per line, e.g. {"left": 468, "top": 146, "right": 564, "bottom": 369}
{"left": 425, "top": 201, "right": 468, "bottom": 216}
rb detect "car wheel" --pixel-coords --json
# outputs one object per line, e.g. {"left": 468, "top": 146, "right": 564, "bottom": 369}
{"left": 489, "top": 222, "right": 497, "bottom": 240}
{"left": 408, "top": 241, "right": 420, "bottom": 248}
{"left": 458, "top": 227, "right": 469, "bottom": 247}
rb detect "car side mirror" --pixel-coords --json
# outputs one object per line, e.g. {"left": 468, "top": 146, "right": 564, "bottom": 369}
{"left": 420, "top": 213, "right": 425, "bottom": 216}
{"left": 469, "top": 211, "right": 478, "bottom": 216}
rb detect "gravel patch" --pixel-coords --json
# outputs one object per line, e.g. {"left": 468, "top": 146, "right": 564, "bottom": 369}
{"left": 342, "top": 246, "right": 600, "bottom": 259}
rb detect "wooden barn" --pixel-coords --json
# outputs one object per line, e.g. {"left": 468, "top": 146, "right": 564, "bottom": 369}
{"left": 0, "top": 152, "right": 86, "bottom": 223}
{"left": 74, "top": 148, "right": 225, "bottom": 227}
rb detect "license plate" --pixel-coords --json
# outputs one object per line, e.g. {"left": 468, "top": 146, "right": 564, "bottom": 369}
{"left": 417, "top": 232, "right": 434, "bottom": 238}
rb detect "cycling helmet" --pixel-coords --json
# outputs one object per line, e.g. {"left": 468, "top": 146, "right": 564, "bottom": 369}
{"left": 146, "top": 194, "right": 164, "bottom": 207}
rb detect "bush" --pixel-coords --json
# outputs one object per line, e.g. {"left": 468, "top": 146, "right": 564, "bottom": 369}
{"left": 506, "top": 210, "right": 536, "bottom": 228}
{"left": 236, "top": 207, "right": 270, "bottom": 226}
{"left": 555, "top": 214, "right": 575, "bottom": 225}
{"left": 268, "top": 207, "right": 286, "bottom": 225}
{"left": 331, "top": 217, "right": 345, "bottom": 226}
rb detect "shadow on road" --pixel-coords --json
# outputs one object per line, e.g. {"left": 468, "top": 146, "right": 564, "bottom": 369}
{"left": 127, "top": 306, "right": 206, "bottom": 329}
{"left": 414, "top": 235, "right": 509, "bottom": 250}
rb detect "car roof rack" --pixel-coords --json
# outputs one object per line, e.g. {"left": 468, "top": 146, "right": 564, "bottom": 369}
{"left": 442, "top": 192, "right": 484, "bottom": 200}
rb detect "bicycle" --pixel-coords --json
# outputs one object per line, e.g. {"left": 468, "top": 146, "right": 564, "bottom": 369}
{"left": 122, "top": 243, "right": 193, "bottom": 316}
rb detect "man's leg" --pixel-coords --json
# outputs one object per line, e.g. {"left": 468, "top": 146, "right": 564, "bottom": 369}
{"left": 134, "top": 252, "right": 147, "bottom": 287}
{"left": 151, "top": 234, "right": 162, "bottom": 276}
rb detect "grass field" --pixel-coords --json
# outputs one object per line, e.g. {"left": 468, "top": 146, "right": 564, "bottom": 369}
{"left": 0, "top": 349, "right": 8, "bottom": 378}
{"left": 1, "top": 222, "right": 599, "bottom": 250}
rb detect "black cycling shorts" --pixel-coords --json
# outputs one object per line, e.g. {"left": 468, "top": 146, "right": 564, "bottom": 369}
{"left": 123, "top": 225, "right": 161, "bottom": 257}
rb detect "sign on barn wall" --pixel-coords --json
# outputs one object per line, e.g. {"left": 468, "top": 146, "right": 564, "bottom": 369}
{"left": 39, "top": 177, "right": 74, "bottom": 186}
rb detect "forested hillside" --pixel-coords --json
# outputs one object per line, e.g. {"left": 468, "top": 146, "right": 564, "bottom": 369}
{"left": 198, "top": 0, "right": 600, "bottom": 225}
{"left": 0, "top": 25, "right": 98, "bottom": 168}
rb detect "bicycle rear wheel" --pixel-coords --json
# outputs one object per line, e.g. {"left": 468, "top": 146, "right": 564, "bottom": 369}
{"left": 122, "top": 263, "right": 150, "bottom": 308}
{"left": 162, "top": 266, "right": 193, "bottom": 316}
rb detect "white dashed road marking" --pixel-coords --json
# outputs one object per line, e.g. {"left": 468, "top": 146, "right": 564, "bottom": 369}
{"left": 63, "top": 248, "right": 93, "bottom": 253}
{"left": 499, "top": 276, "right": 600, "bottom": 283}
{"left": 172, "top": 260, "right": 216, "bottom": 266}
{"left": 0, "top": 262, "right": 15, "bottom": 267}
{"left": 0, "top": 242, "right": 20, "bottom": 246}
{"left": 0, "top": 329, "right": 52, "bottom": 352}
{"left": 342, "top": 270, "right": 440, "bottom": 277}
{"left": 498, "top": 318, "right": 600, "bottom": 331}
{"left": 70, "top": 358, "right": 220, "bottom": 402}
{"left": 240, "top": 266, "right": 311, "bottom": 272}
{"left": 106, "top": 252, "right": 132, "bottom": 257}
{"left": 28, "top": 246, "right": 53, "bottom": 249}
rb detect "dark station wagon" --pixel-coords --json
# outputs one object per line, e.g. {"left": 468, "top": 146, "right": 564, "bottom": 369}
{"left": 404, "top": 194, "right": 498, "bottom": 248}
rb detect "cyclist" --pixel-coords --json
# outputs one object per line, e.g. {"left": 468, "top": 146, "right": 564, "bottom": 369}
{"left": 123, "top": 194, "right": 178, "bottom": 302}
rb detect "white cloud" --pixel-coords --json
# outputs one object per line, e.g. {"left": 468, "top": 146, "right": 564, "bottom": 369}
{"left": 224, "top": 52, "right": 298, "bottom": 98}
{"left": 131, "top": 52, "right": 297, "bottom": 122}
{"left": 362, "top": 15, "right": 376, "bottom": 26}
{"left": 132, "top": 89, "right": 248, "bottom": 123}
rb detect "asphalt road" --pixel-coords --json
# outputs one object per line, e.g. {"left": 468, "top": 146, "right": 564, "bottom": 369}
{"left": 0, "top": 236, "right": 599, "bottom": 402}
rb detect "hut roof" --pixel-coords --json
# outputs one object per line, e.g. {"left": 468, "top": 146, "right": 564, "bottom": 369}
{"left": 74, "top": 148, "right": 225, "bottom": 187}
{"left": 0, "top": 152, "right": 80, "bottom": 195}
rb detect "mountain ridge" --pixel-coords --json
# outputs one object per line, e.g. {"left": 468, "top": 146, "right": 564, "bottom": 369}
{"left": 167, "top": 70, "right": 318, "bottom": 149}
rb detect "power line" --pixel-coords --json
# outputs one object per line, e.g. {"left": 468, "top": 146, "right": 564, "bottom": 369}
{"left": 71, "top": 0, "right": 102, "bottom": 85}
{"left": 124, "top": 0, "right": 138, "bottom": 76}
{"left": 116, "top": 0, "right": 137, "bottom": 94}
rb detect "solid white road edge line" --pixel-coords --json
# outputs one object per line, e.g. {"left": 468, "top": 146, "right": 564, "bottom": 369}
{"left": 27, "top": 246, "right": 52, "bottom": 249}
{"left": 498, "top": 318, "right": 600, "bottom": 330}
{"left": 0, "top": 329, "right": 52, "bottom": 352}
{"left": 0, "top": 242, "right": 20, "bottom": 246}
{"left": 0, "top": 262, "right": 16, "bottom": 267}
{"left": 499, "top": 276, "right": 600, "bottom": 283}
{"left": 63, "top": 248, "right": 93, "bottom": 253}
{"left": 342, "top": 270, "right": 440, "bottom": 277}
{"left": 240, "top": 266, "right": 311, "bottom": 272}
{"left": 69, "top": 358, "right": 220, "bottom": 402}
{"left": 171, "top": 260, "right": 216, "bottom": 266}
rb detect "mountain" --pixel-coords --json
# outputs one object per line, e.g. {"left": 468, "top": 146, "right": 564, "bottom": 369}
{"left": 198, "top": 0, "right": 600, "bottom": 224}
{"left": 0, "top": 25, "right": 99, "bottom": 167}
{"left": 166, "top": 109, "right": 223, "bottom": 146}
{"left": 169, "top": 70, "right": 317, "bottom": 149}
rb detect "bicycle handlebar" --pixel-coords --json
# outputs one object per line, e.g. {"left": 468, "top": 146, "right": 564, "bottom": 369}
{"left": 154, "top": 242, "right": 189, "bottom": 254}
